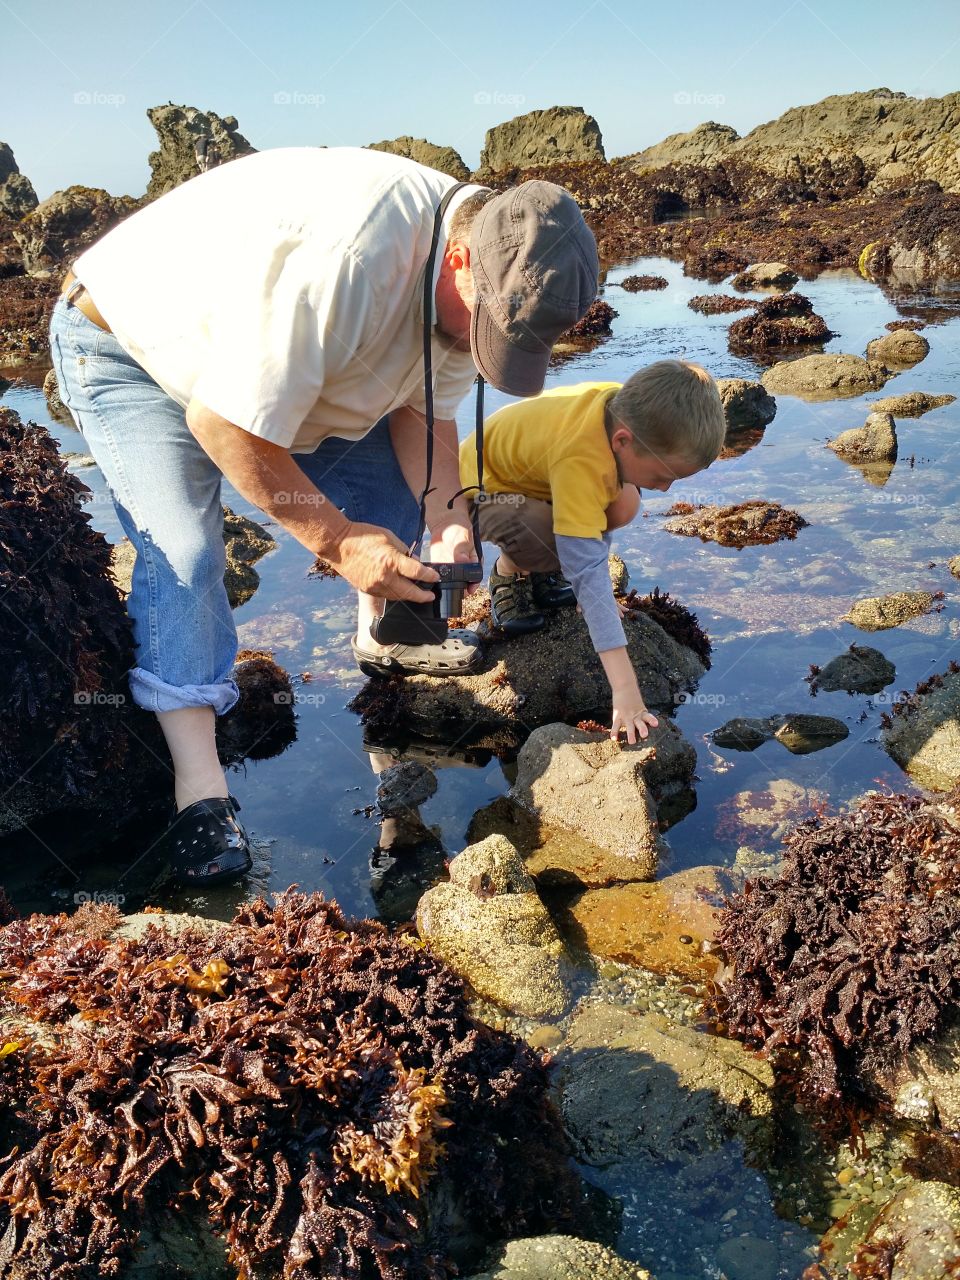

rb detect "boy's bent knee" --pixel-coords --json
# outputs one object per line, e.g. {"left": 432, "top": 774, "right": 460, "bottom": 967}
{"left": 606, "top": 484, "right": 641, "bottom": 531}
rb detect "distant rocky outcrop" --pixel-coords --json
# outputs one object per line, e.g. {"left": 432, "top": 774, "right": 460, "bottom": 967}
{"left": 367, "top": 135, "right": 469, "bottom": 180}
{"left": 478, "top": 106, "right": 604, "bottom": 174}
{"left": 145, "top": 104, "right": 256, "bottom": 200}
{"left": 0, "top": 141, "right": 38, "bottom": 219}
{"left": 12, "top": 186, "right": 138, "bottom": 278}
{"left": 621, "top": 89, "right": 960, "bottom": 196}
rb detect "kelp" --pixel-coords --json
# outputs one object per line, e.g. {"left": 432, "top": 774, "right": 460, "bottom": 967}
{"left": 0, "top": 891, "right": 588, "bottom": 1279}
{"left": 713, "top": 791, "right": 960, "bottom": 1107}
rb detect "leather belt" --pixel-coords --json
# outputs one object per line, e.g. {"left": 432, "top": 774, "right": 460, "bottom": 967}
{"left": 60, "top": 268, "right": 112, "bottom": 333}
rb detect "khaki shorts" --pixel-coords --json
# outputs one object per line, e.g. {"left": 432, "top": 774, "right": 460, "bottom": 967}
{"left": 471, "top": 492, "right": 561, "bottom": 573}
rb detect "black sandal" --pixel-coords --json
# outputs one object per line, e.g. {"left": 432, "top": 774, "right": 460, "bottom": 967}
{"left": 158, "top": 795, "right": 253, "bottom": 886}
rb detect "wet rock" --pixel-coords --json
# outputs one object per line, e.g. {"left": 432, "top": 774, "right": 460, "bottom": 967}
{"left": 851, "top": 1180, "right": 960, "bottom": 1279}
{"left": 715, "top": 1235, "right": 778, "bottom": 1280}
{"left": 663, "top": 499, "right": 808, "bottom": 547}
{"left": 728, "top": 292, "right": 832, "bottom": 357}
{"left": 712, "top": 714, "right": 848, "bottom": 755}
{"left": 145, "top": 104, "right": 255, "bottom": 199}
{"left": 42, "top": 366, "right": 73, "bottom": 425}
{"left": 868, "top": 389, "right": 956, "bottom": 417}
{"left": 618, "top": 273, "right": 667, "bottom": 291}
{"left": 367, "top": 136, "right": 469, "bottom": 180}
{"left": 950, "top": 557, "right": 960, "bottom": 579}
{"left": 560, "top": 298, "right": 616, "bottom": 338}
{"left": 608, "top": 553, "right": 629, "bottom": 594}
{"left": 376, "top": 760, "right": 438, "bottom": 816}
{"left": 874, "top": 1021, "right": 960, "bottom": 1129}
{"left": 554, "top": 865, "right": 742, "bottom": 980}
{"left": 553, "top": 1001, "right": 774, "bottom": 1168}
{"left": 416, "top": 834, "right": 571, "bottom": 1017}
{"left": 478, "top": 106, "right": 604, "bottom": 174}
{"left": 221, "top": 506, "right": 275, "bottom": 607}
{"left": 509, "top": 723, "right": 698, "bottom": 883}
{"left": 844, "top": 590, "right": 933, "bottom": 631}
{"left": 466, "top": 1235, "right": 653, "bottom": 1280}
{"left": 108, "top": 537, "right": 137, "bottom": 595}
{"left": 351, "top": 588, "right": 708, "bottom": 741}
{"left": 827, "top": 410, "right": 898, "bottom": 463}
{"left": 730, "top": 261, "right": 798, "bottom": 290}
{"left": 714, "top": 779, "right": 826, "bottom": 849}
{"left": 716, "top": 378, "right": 777, "bottom": 432}
{"left": 236, "top": 610, "right": 306, "bottom": 651}
{"left": 866, "top": 327, "right": 930, "bottom": 367}
{"left": 0, "top": 141, "right": 38, "bottom": 219}
{"left": 688, "top": 293, "right": 756, "bottom": 314}
{"left": 810, "top": 644, "right": 896, "bottom": 694}
{"left": 761, "top": 352, "right": 890, "bottom": 398}
{"left": 883, "top": 665, "right": 960, "bottom": 790}
{"left": 12, "top": 186, "right": 138, "bottom": 277}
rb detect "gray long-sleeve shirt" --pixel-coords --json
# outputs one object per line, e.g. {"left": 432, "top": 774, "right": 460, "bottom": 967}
{"left": 556, "top": 532, "right": 626, "bottom": 653}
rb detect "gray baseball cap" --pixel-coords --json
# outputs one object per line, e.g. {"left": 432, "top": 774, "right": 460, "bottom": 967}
{"left": 469, "top": 181, "right": 599, "bottom": 397}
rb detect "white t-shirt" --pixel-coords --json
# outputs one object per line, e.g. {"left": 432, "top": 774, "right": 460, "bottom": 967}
{"left": 73, "top": 147, "right": 483, "bottom": 453}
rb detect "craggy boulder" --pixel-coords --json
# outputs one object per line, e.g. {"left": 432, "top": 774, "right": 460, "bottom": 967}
{"left": 761, "top": 352, "right": 890, "bottom": 398}
{"left": 866, "top": 328, "right": 930, "bottom": 367}
{"left": 883, "top": 665, "right": 960, "bottom": 791}
{"left": 715, "top": 377, "right": 777, "bottom": 433}
{"left": 479, "top": 106, "right": 604, "bottom": 173}
{"left": 13, "top": 186, "right": 138, "bottom": 277}
{"left": 221, "top": 506, "right": 276, "bottom": 606}
{"left": 0, "top": 141, "right": 38, "bottom": 219}
{"left": 827, "top": 410, "right": 897, "bottom": 463}
{"left": 146, "top": 104, "right": 255, "bottom": 199}
{"left": 844, "top": 590, "right": 933, "bottom": 631}
{"left": 367, "top": 136, "right": 469, "bottom": 180}
{"left": 416, "top": 834, "right": 571, "bottom": 1017}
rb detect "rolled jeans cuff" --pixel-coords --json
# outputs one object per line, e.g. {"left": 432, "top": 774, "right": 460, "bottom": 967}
{"left": 129, "top": 667, "right": 240, "bottom": 715}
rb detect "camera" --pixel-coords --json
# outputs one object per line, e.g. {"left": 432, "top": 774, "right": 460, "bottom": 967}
{"left": 369, "top": 561, "right": 483, "bottom": 646}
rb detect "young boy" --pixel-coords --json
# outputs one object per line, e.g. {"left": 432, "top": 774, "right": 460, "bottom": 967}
{"left": 458, "top": 359, "right": 726, "bottom": 745}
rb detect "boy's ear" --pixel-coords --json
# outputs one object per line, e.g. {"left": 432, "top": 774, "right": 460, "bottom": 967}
{"left": 609, "top": 424, "right": 634, "bottom": 451}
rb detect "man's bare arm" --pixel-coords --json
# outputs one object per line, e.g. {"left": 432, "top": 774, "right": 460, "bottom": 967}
{"left": 185, "top": 398, "right": 437, "bottom": 601}
{"left": 388, "top": 404, "right": 476, "bottom": 561}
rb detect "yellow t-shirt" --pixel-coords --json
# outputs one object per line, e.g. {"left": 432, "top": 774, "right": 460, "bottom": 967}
{"left": 460, "top": 381, "right": 622, "bottom": 540}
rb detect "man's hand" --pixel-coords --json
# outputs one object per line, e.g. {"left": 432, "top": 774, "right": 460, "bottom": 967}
{"left": 326, "top": 523, "right": 438, "bottom": 601}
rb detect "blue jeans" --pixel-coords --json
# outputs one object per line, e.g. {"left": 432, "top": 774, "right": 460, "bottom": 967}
{"left": 49, "top": 294, "right": 420, "bottom": 715}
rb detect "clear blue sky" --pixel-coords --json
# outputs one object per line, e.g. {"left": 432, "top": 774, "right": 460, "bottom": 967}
{"left": 3, "top": 0, "right": 958, "bottom": 200}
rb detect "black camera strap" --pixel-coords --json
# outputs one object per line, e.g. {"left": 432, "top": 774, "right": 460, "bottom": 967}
{"left": 413, "top": 182, "right": 485, "bottom": 564}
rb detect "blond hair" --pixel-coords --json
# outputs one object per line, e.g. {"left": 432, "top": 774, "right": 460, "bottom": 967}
{"left": 609, "top": 359, "right": 726, "bottom": 468}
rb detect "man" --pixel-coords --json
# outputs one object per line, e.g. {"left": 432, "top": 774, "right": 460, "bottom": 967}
{"left": 49, "top": 145, "right": 599, "bottom": 886}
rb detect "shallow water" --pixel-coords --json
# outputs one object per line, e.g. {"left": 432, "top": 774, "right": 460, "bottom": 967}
{"left": 3, "top": 258, "right": 960, "bottom": 1277}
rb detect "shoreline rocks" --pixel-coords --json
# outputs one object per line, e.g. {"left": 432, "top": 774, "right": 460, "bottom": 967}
{"left": 761, "top": 352, "right": 890, "bottom": 398}
{"left": 866, "top": 327, "right": 930, "bottom": 367}
{"left": 882, "top": 665, "right": 960, "bottom": 790}
{"left": 727, "top": 291, "right": 832, "bottom": 357}
{"left": 368, "top": 135, "right": 469, "bottom": 180}
{"left": 712, "top": 713, "right": 849, "bottom": 755}
{"left": 478, "top": 106, "right": 604, "bottom": 174}
{"left": 145, "top": 104, "right": 255, "bottom": 199}
{"left": 827, "top": 410, "right": 898, "bottom": 463}
{"left": 867, "top": 389, "right": 955, "bottom": 416}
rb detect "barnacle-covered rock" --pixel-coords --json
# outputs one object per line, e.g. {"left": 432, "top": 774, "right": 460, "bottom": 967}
{"left": 867, "top": 389, "right": 955, "bottom": 417}
{"left": 761, "top": 352, "right": 890, "bottom": 399}
{"left": 715, "top": 377, "right": 777, "bottom": 432}
{"left": 882, "top": 664, "right": 960, "bottom": 790}
{"left": 727, "top": 292, "right": 832, "bottom": 357}
{"left": 0, "top": 892, "right": 596, "bottom": 1279}
{"left": 12, "top": 185, "right": 138, "bottom": 277}
{"left": 865, "top": 327, "right": 930, "bottom": 367}
{"left": 730, "top": 261, "right": 798, "bottom": 290}
{"left": 827, "top": 410, "right": 898, "bottom": 464}
{"left": 663, "top": 499, "right": 808, "bottom": 547}
{"left": 843, "top": 589, "right": 933, "bottom": 631}
{"left": 466, "top": 1234, "right": 654, "bottom": 1279}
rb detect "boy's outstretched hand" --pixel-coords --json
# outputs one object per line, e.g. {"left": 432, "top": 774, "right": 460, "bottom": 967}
{"left": 611, "top": 697, "right": 660, "bottom": 744}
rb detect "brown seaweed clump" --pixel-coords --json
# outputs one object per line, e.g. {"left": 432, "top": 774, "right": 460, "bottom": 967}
{"left": 688, "top": 293, "right": 756, "bottom": 315}
{"left": 619, "top": 586, "right": 712, "bottom": 668}
{"left": 561, "top": 298, "right": 617, "bottom": 338}
{"left": 663, "top": 499, "right": 808, "bottom": 547}
{"left": 727, "top": 292, "right": 833, "bottom": 357}
{"left": 713, "top": 792, "right": 960, "bottom": 1108}
{"left": 0, "top": 408, "right": 136, "bottom": 797}
{"left": 619, "top": 274, "right": 668, "bottom": 291}
{"left": 0, "top": 891, "right": 589, "bottom": 1280}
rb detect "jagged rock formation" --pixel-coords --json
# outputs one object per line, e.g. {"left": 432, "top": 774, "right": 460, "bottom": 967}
{"left": 0, "top": 141, "right": 38, "bottom": 218}
{"left": 145, "top": 104, "right": 255, "bottom": 200}
{"left": 478, "top": 106, "right": 604, "bottom": 174}
{"left": 12, "top": 186, "right": 138, "bottom": 278}
{"left": 622, "top": 89, "right": 960, "bottom": 195}
{"left": 367, "top": 135, "right": 469, "bottom": 180}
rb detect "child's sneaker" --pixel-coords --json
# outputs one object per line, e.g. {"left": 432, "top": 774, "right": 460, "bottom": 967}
{"left": 489, "top": 567, "right": 546, "bottom": 636}
{"left": 530, "top": 571, "right": 576, "bottom": 609}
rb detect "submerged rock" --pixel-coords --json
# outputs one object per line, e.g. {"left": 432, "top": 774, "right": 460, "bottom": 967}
{"left": 350, "top": 587, "right": 709, "bottom": 741}
{"left": 849, "top": 1180, "right": 960, "bottom": 1279}
{"left": 809, "top": 644, "right": 896, "bottom": 694}
{"left": 145, "top": 104, "right": 255, "bottom": 199}
{"left": 663, "top": 499, "right": 808, "bottom": 547}
{"left": 730, "top": 261, "right": 799, "bottom": 289}
{"left": 827, "top": 410, "right": 898, "bottom": 463}
{"left": 712, "top": 713, "right": 849, "bottom": 755}
{"left": 716, "top": 377, "right": 777, "bottom": 432}
{"left": 844, "top": 589, "right": 933, "bottom": 631}
{"left": 466, "top": 1234, "right": 653, "bottom": 1280}
{"left": 416, "top": 833, "right": 571, "bottom": 1017}
{"left": 866, "top": 327, "right": 930, "bottom": 367}
{"left": 553, "top": 1001, "right": 775, "bottom": 1169}
{"left": 727, "top": 292, "right": 832, "bottom": 356}
{"left": 367, "top": 136, "right": 469, "bottom": 180}
{"left": 868, "top": 389, "right": 955, "bottom": 417}
{"left": 883, "top": 664, "right": 960, "bottom": 790}
{"left": 761, "top": 352, "right": 889, "bottom": 398}
{"left": 478, "top": 106, "right": 605, "bottom": 173}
